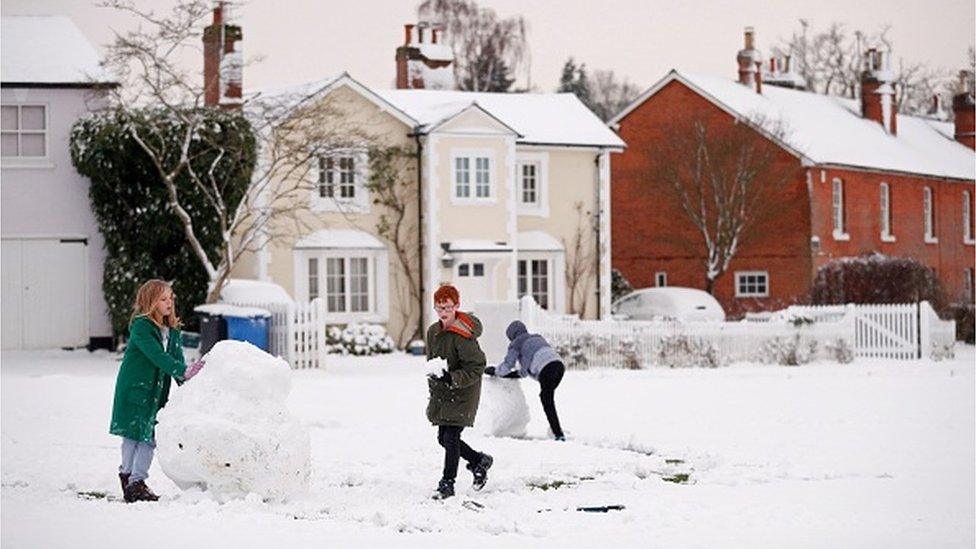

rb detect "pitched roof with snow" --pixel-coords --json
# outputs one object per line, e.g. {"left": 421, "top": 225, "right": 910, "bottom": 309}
{"left": 377, "top": 88, "right": 625, "bottom": 148}
{"left": 1, "top": 16, "right": 115, "bottom": 85}
{"left": 612, "top": 70, "right": 974, "bottom": 181}
{"left": 252, "top": 74, "right": 624, "bottom": 149}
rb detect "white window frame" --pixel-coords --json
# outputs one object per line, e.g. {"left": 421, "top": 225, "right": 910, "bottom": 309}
{"left": 1, "top": 103, "right": 51, "bottom": 167}
{"left": 515, "top": 152, "right": 549, "bottom": 217}
{"left": 450, "top": 148, "right": 496, "bottom": 204}
{"left": 518, "top": 257, "right": 553, "bottom": 310}
{"left": 655, "top": 271, "right": 667, "bottom": 287}
{"left": 310, "top": 148, "right": 370, "bottom": 214}
{"left": 923, "top": 186, "right": 937, "bottom": 244}
{"left": 880, "top": 182, "right": 895, "bottom": 242}
{"left": 963, "top": 190, "right": 974, "bottom": 245}
{"left": 832, "top": 177, "right": 849, "bottom": 240}
{"left": 734, "top": 271, "right": 770, "bottom": 298}
{"left": 294, "top": 248, "right": 389, "bottom": 323}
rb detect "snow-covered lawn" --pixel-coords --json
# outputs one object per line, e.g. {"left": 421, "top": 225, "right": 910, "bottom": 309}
{"left": 2, "top": 347, "right": 973, "bottom": 548}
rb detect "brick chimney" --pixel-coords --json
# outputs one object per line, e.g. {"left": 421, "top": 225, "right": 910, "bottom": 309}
{"left": 952, "top": 70, "right": 975, "bottom": 149}
{"left": 203, "top": 2, "right": 243, "bottom": 108}
{"left": 395, "top": 21, "right": 455, "bottom": 90}
{"left": 860, "top": 48, "right": 896, "bottom": 135}
{"left": 736, "top": 27, "right": 761, "bottom": 92}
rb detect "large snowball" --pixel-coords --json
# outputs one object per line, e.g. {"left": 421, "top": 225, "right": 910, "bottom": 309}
{"left": 156, "top": 340, "right": 310, "bottom": 502}
{"left": 475, "top": 376, "right": 530, "bottom": 438}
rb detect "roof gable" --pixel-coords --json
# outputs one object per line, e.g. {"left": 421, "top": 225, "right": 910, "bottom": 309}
{"left": 427, "top": 102, "right": 521, "bottom": 137}
{"left": 613, "top": 69, "right": 975, "bottom": 181}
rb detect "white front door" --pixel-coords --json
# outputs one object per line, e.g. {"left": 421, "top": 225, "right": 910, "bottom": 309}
{"left": 453, "top": 261, "right": 491, "bottom": 308}
{"left": 2, "top": 238, "right": 88, "bottom": 349}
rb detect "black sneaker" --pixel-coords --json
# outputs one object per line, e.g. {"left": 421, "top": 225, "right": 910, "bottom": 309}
{"left": 432, "top": 478, "right": 455, "bottom": 500}
{"left": 467, "top": 453, "right": 493, "bottom": 491}
{"left": 123, "top": 480, "right": 159, "bottom": 503}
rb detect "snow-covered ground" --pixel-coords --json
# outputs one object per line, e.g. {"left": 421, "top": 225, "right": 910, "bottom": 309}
{"left": 2, "top": 347, "right": 973, "bottom": 548}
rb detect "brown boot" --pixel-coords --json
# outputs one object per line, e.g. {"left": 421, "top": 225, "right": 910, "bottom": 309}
{"left": 123, "top": 480, "right": 159, "bottom": 503}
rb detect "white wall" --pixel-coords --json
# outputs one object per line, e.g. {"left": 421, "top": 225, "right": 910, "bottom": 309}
{"left": 1, "top": 86, "right": 112, "bottom": 343}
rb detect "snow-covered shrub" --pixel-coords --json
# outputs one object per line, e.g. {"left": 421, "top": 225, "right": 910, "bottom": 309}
{"left": 824, "top": 338, "right": 855, "bottom": 363}
{"left": 758, "top": 334, "right": 818, "bottom": 366}
{"left": 325, "top": 323, "right": 395, "bottom": 355}
{"left": 929, "top": 341, "right": 955, "bottom": 361}
{"left": 657, "top": 335, "right": 723, "bottom": 368}
{"left": 552, "top": 336, "right": 589, "bottom": 369}
{"left": 617, "top": 336, "right": 642, "bottom": 370}
{"left": 811, "top": 253, "right": 946, "bottom": 312}
{"left": 70, "top": 108, "right": 255, "bottom": 335}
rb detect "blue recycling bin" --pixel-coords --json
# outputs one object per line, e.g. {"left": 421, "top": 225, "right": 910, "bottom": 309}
{"left": 224, "top": 311, "right": 270, "bottom": 352}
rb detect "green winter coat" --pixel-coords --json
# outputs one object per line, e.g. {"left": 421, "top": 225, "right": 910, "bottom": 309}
{"left": 425, "top": 312, "right": 486, "bottom": 427}
{"left": 109, "top": 315, "right": 188, "bottom": 442}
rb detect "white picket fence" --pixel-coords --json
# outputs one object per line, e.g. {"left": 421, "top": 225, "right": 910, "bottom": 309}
{"left": 784, "top": 301, "right": 955, "bottom": 360}
{"left": 505, "top": 297, "right": 956, "bottom": 369}
{"left": 226, "top": 298, "right": 327, "bottom": 369}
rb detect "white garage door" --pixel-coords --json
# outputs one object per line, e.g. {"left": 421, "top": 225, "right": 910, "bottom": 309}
{"left": 2, "top": 238, "right": 88, "bottom": 350}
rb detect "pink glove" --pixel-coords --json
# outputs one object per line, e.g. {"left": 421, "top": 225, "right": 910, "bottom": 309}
{"left": 183, "top": 359, "right": 205, "bottom": 381}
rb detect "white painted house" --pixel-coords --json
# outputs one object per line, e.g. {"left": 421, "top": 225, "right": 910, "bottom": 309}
{"left": 1, "top": 16, "right": 116, "bottom": 349}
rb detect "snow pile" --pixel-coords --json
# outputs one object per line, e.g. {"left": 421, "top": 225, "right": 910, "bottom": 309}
{"left": 155, "top": 340, "right": 310, "bottom": 502}
{"left": 219, "top": 279, "right": 293, "bottom": 305}
{"left": 475, "top": 376, "right": 530, "bottom": 437}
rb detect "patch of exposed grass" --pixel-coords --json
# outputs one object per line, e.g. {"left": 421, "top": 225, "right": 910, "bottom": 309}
{"left": 662, "top": 473, "right": 691, "bottom": 484}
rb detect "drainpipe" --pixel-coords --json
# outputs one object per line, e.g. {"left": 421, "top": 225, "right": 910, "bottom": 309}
{"left": 594, "top": 151, "right": 602, "bottom": 319}
{"left": 414, "top": 133, "right": 424, "bottom": 340}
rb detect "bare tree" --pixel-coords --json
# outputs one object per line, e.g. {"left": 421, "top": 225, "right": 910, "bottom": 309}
{"left": 643, "top": 117, "right": 796, "bottom": 294}
{"left": 776, "top": 20, "right": 957, "bottom": 115}
{"left": 564, "top": 201, "right": 597, "bottom": 317}
{"left": 588, "top": 69, "right": 641, "bottom": 122}
{"left": 417, "top": 0, "right": 528, "bottom": 92}
{"left": 99, "top": 0, "right": 359, "bottom": 302}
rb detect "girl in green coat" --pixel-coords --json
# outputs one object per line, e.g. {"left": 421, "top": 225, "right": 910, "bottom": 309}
{"left": 109, "top": 279, "right": 204, "bottom": 503}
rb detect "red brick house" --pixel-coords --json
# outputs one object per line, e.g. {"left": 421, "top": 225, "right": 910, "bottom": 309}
{"left": 609, "top": 29, "right": 976, "bottom": 316}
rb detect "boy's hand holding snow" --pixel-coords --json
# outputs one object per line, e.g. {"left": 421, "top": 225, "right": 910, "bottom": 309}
{"left": 183, "top": 359, "right": 205, "bottom": 381}
{"left": 424, "top": 357, "right": 449, "bottom": 381}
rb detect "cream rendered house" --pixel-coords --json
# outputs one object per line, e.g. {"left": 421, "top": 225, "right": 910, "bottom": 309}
{"left": 234, "top": 74, "right": 624, "bottom": 345}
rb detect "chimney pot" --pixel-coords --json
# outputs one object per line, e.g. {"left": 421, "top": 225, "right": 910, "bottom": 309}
{"left": 744, "top": 26, "right": 754, "bottom": 49}
{"left": 770, "top": 57, "right": 777, "bottom": 73}
{"left": 404, "top": 24, "right": 414, "bottom": 45}
{"left": 755, "top": 61, "right": 763, "bottom": 94}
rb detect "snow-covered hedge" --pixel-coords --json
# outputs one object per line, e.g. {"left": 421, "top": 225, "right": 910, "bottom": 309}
{"left": 546, "top": 321, "right": 853, "bottom": 369}
{"left": 325, "top": 323, "right": 396, "bottom": 356}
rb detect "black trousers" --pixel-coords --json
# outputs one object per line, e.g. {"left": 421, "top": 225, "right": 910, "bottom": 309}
{"left": 538, "top": 361, "right": 565, "bottom": 438}
{"left": 437, "top": 425, "right": 480, "bottom": 481}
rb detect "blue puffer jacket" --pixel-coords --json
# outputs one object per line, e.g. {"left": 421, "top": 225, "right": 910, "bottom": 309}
{"left": 495, "top": 321, "right": 562, "bottom": 380}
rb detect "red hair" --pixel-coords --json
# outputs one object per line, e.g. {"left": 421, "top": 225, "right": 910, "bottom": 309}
{"left": 433, "top": 284, "right": 460, "bottom": 305}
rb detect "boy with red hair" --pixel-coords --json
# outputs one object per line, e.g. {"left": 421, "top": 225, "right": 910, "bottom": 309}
{"left": 424, "top": 284, "right": 492, "bottom": 499}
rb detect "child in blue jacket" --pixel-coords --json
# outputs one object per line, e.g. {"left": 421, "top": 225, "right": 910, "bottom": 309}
{"left": 485, "top": 320, "right": 566, "bottom": 440}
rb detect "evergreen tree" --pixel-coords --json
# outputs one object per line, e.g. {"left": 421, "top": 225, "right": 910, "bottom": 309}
{"left": 70, "top": 107, "right": 255, "bottom": 336}
{"left": 558, "top": 58, "right": 592, "bottom": 108}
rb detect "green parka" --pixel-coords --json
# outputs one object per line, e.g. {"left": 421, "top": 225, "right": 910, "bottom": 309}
{"left": 425, "top": 312, "right": 486, "bottom": 427}
{"left": 109, "top": 315, "right": 188, "bottom": 442}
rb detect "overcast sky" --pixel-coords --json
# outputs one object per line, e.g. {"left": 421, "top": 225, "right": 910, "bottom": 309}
{"left": 3, "top": 0, "right": 974, "bottom": 93}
